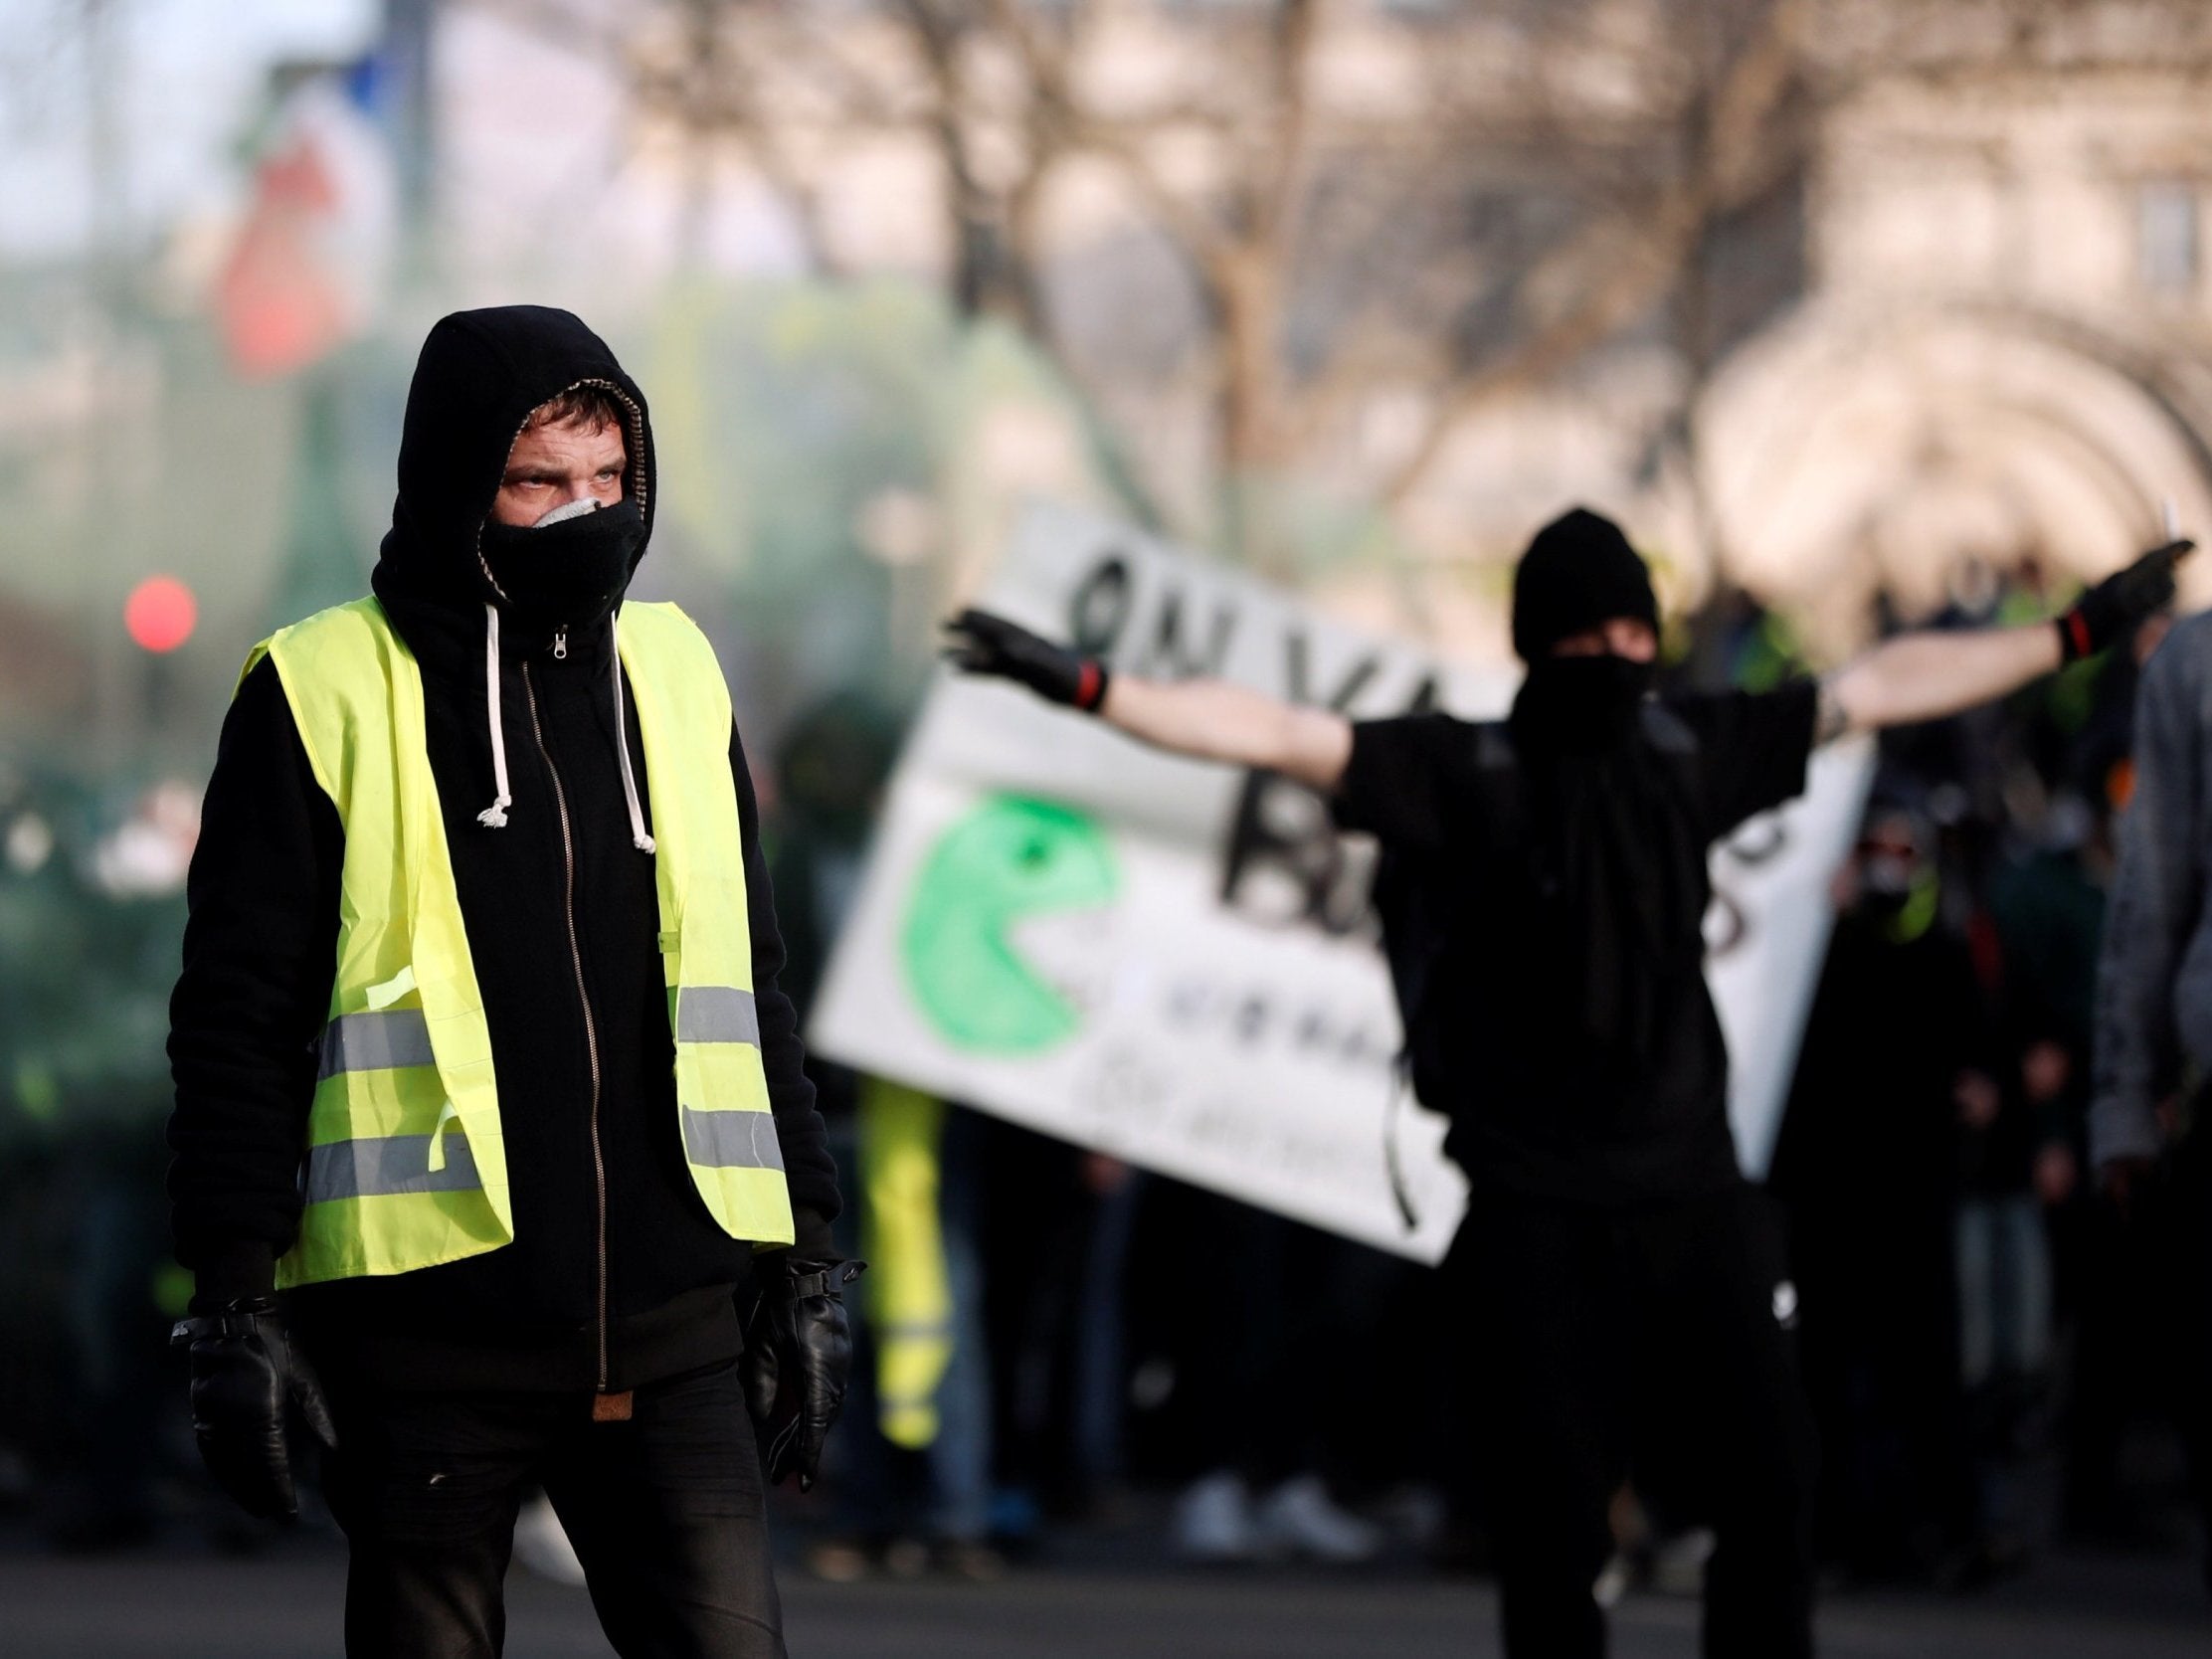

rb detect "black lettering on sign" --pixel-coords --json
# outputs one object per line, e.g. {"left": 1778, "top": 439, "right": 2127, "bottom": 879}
{"left": 1319, "top": 835, "right": 1381, "bottom": 936}
{"left": 1218, "top": 772, "right": 1385, "bottom": 940}
{"left": 1217, "top": 635, "right": 1444, "bottom": 939}
{"left": 1401, "top": 674, "right": 1443, "bottom": 715}
{"left": 1706, "top": 814, "right": 1786, "bottom": 962}
{"left": 1139, "top": 588, "right": 1238, "bottom": 680}
{"left": 1284, "top": 631, "right": 1383, "bottom": 712}
{"left": 1068, "top": 553, "right": 1136, "bottom": 658}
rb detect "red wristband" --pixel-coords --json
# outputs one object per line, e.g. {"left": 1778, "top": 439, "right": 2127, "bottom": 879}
{"left": 2062, "top": 608, "right": 2094, "bottom": 661}
{"left": 1074, "top": 660, "right": 1106, "bottom": 712}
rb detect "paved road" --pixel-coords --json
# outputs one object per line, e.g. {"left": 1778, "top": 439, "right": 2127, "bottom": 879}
{"left": 2, "top": 1541, "right": 2207, "bottom": 1658}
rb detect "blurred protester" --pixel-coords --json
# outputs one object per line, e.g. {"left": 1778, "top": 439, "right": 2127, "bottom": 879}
{"left": 980, "top": 1121, "right": 1141, "bottom": 1546}
{"left": 765, "top": 694, "right": 901, "bottom": 1043}
{"left": 0, "top": 778, "right": 194, "bottom": 1550}
{"left": 764, "top": 696, "right": 1004, "bottom": 1581}
{"left": 946, "top": 507, "right": 2188, "bottom": 1657}
{"left": 808, "top": 1080, "right": 1000, "bottom": 1582}
{"left": 1772, "top": 803, "right": 1982, "bottom": 1582}
{"left": 1167, "top": 1201, "right": 1384, "bottom": 1566}
{"left": 166, "top": 306, "right": 849, "bottom": 1657}
{"left": 1967, "top": 796, "right": 2111, "bottom": 1566}
{"left": 2090, "top": 605, "right": 2212, "bottom": 1596}
{"left": 1676, "top": 583, "right": 1805, "bottom": 695}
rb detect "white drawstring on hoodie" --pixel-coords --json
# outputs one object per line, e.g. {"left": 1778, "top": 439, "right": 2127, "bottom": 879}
{"left": 611, "top": 611, "right": 654, "bottom": 852}
{"left": 476, "top": 604, "right": 513, "bottom": 829}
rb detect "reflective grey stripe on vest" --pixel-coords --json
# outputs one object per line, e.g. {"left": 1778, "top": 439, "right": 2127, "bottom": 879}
{"left": 682, "top": 1107, "right": 785, "bottom": 1172}
{"left": 304, "top": 1134, "right": 482, "bottom": 1204}
{"left": 319, "top": 1009, "right": 435, "bottom": 1078}
{"left": 675, "top": 986, "right": 760, "bottom": 1045}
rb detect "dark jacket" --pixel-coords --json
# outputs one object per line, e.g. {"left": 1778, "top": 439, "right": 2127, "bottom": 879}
{"left": 2094, "top": 612, "right": 2212, "bottom": 1169}
{"left": 168, "top": 306, "right": 838, "bottom": 1391}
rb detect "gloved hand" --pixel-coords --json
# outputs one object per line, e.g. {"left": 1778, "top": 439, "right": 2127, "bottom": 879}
{"left": 169, "top": 1296, "right": 336, "bottom": 1521}
{"left": 2056, "top": 538, "right": 2193, "bottom": 661}
{"left": 742, "top": 1257, "right": 865, "bottom": 1491}
{"left": 942, "top": 609, "right": 1111, "bottom": 712}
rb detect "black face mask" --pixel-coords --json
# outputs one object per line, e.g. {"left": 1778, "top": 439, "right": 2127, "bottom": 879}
{"left": 1510, "top": 653, "right": 1656, "bottom": 752}
{"left": 479, "top": 500, "right": 645, "bottom": 630}
{"left": 1858, "top": 887, "right": 1912, "bottom": 921}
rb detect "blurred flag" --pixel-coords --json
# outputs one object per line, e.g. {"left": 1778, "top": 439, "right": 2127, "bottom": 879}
{"left": 217, "top": 70, "right": 397, "bottom": 380}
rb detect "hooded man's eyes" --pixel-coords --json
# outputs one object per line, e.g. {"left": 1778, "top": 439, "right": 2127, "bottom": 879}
{"left": 503, "top": 469, "right": 620, "bottom": 488}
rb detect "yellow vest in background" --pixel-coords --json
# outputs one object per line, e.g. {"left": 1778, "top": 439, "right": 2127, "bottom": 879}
{"left": 858, "top": 1076, "right": 953, "bottom": 1449}
{"left": 244, "top": 597, "right": 795, "bottom": 1288}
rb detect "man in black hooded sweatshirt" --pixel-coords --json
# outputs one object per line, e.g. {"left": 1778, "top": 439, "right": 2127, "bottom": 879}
{"left": 168, "top": 306, "right": 848, "bottom": 1659}
{"left": 943, "top": 507, "right": 2187, "bottom": 1657}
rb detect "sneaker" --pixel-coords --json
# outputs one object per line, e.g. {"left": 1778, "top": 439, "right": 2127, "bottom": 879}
{"left": 935, "top": 1539, "right": 1011, "bottom": 1582}
{"left": 1171, "top": 1471, "right": 1258, "bottom": 1564}
{"left": 802, "top": 1537, "right": 873, "bottom": 1583}
{"left": 512, "top": 1494, "right": 587, "bottom": 1586}
{"left": 1254, "top": 1474, "right": 1382, "bottom": 1565}
{"left": 881, "top": 1535, "right": 932, "bottom": 1579}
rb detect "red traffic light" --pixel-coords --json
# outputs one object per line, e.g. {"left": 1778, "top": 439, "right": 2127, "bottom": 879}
{"left": 125, "top": 576, "right": 199, "bottom": 653}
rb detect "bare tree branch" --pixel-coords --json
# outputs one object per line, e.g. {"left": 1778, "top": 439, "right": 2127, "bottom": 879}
{"left": 1378, "top": 0, "right": 1813, "bottom": 509}
{"left": 466, "top": 0, "right": 1826, "bottom": 571}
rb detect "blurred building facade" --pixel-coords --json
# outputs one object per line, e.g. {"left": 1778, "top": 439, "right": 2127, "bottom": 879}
{"left": 415, "top": 0, "right": 2212, "bottom": 657}
{"left": 7, "top": 0, "right": 2212, "bottom": 763}
{"left": 1704, "top": 0, "right": 2212, "bottom": 655}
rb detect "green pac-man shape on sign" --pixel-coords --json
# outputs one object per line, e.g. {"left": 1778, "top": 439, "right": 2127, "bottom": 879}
{"left": 900, "top": 795, "right": 1120, "bottom": 1054}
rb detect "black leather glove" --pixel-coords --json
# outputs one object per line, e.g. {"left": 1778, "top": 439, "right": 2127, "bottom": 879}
{"left": 942, "top": 609, "right": 1110, "bottom": 712}
{"left": 741, "top": 1256, "right": 864, "bottom": 1492}
{"left": 2056, "top": 538, "right": 2192, "bottom": 661}
{"left": 169, "top": 1296, "right": 337, "bottom": 1521}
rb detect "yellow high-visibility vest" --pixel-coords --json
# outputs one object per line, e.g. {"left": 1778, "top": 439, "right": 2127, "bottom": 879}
{"left": 244, "top": 597, "right": 795, "bottom": 1288}
{"left": 857, "top": 1077, "right": 953, "bottom": 1448}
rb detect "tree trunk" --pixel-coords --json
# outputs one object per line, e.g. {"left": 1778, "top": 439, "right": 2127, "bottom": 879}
{"left": 1215, "top": 243, "right": 1288, "bottom": 571}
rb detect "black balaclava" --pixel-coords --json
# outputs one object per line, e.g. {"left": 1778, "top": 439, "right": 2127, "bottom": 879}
{"left": 1510, "top": 506, "right": 1659, "bottom": 661}
{"left": 1510, "top": 506, "right": 1661, "bottom": 752}
{"left": 1502, "top": 507, "right": 1696, "bottom": 1076}
{"left": 480, "top": 500, "right": 645, "bottom": 635}
{"left": 370, "top": 305, "right": 661, "bottom": 850}
{"left": 372, "top": 304, "right": 656, "bottom": 652}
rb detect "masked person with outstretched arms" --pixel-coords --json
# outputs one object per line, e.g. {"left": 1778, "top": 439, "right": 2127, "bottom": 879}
{"left": 945, "top": 507, "right": 2187, "bottom": 1659}
{"left": 167, "top": 306, "right": 855, "bottom": 1659}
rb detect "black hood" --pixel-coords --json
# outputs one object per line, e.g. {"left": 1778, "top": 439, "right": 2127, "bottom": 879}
{"left": 1510, "top": 506, "right": 1657, "bottom": 662}
{"left": 373, "top": 305, "right": 655, "bottom": 624}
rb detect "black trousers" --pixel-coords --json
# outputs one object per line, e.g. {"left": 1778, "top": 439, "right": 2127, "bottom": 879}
{"left": 321, "top": 1357, "right": 784, "bottom": 1659}
{"left": 2063, "top": 1116, "right": 2212, "bottom": 1558}
{"left": 1447, "top": 1183, "right": 1818, "bottom": 1659}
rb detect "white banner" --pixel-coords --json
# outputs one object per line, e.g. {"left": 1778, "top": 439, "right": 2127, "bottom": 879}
{"left": 810, "top": 504, "right": 1871, "bottom": 1262}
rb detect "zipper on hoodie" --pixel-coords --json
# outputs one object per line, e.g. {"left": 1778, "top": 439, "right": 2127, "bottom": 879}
{"left": 521, "top": 658, "right": 612, "bottom": 1392}
{"left": 553, "top": 627, "right": 568, "bottom": 660}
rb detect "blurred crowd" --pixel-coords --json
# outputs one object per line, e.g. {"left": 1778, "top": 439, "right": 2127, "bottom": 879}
{"left": 1, "top": 559, "right": 2206, "bottom": 1603}
{"left": 1750, "top": 563, "right": 2196, "bottom": 1591}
